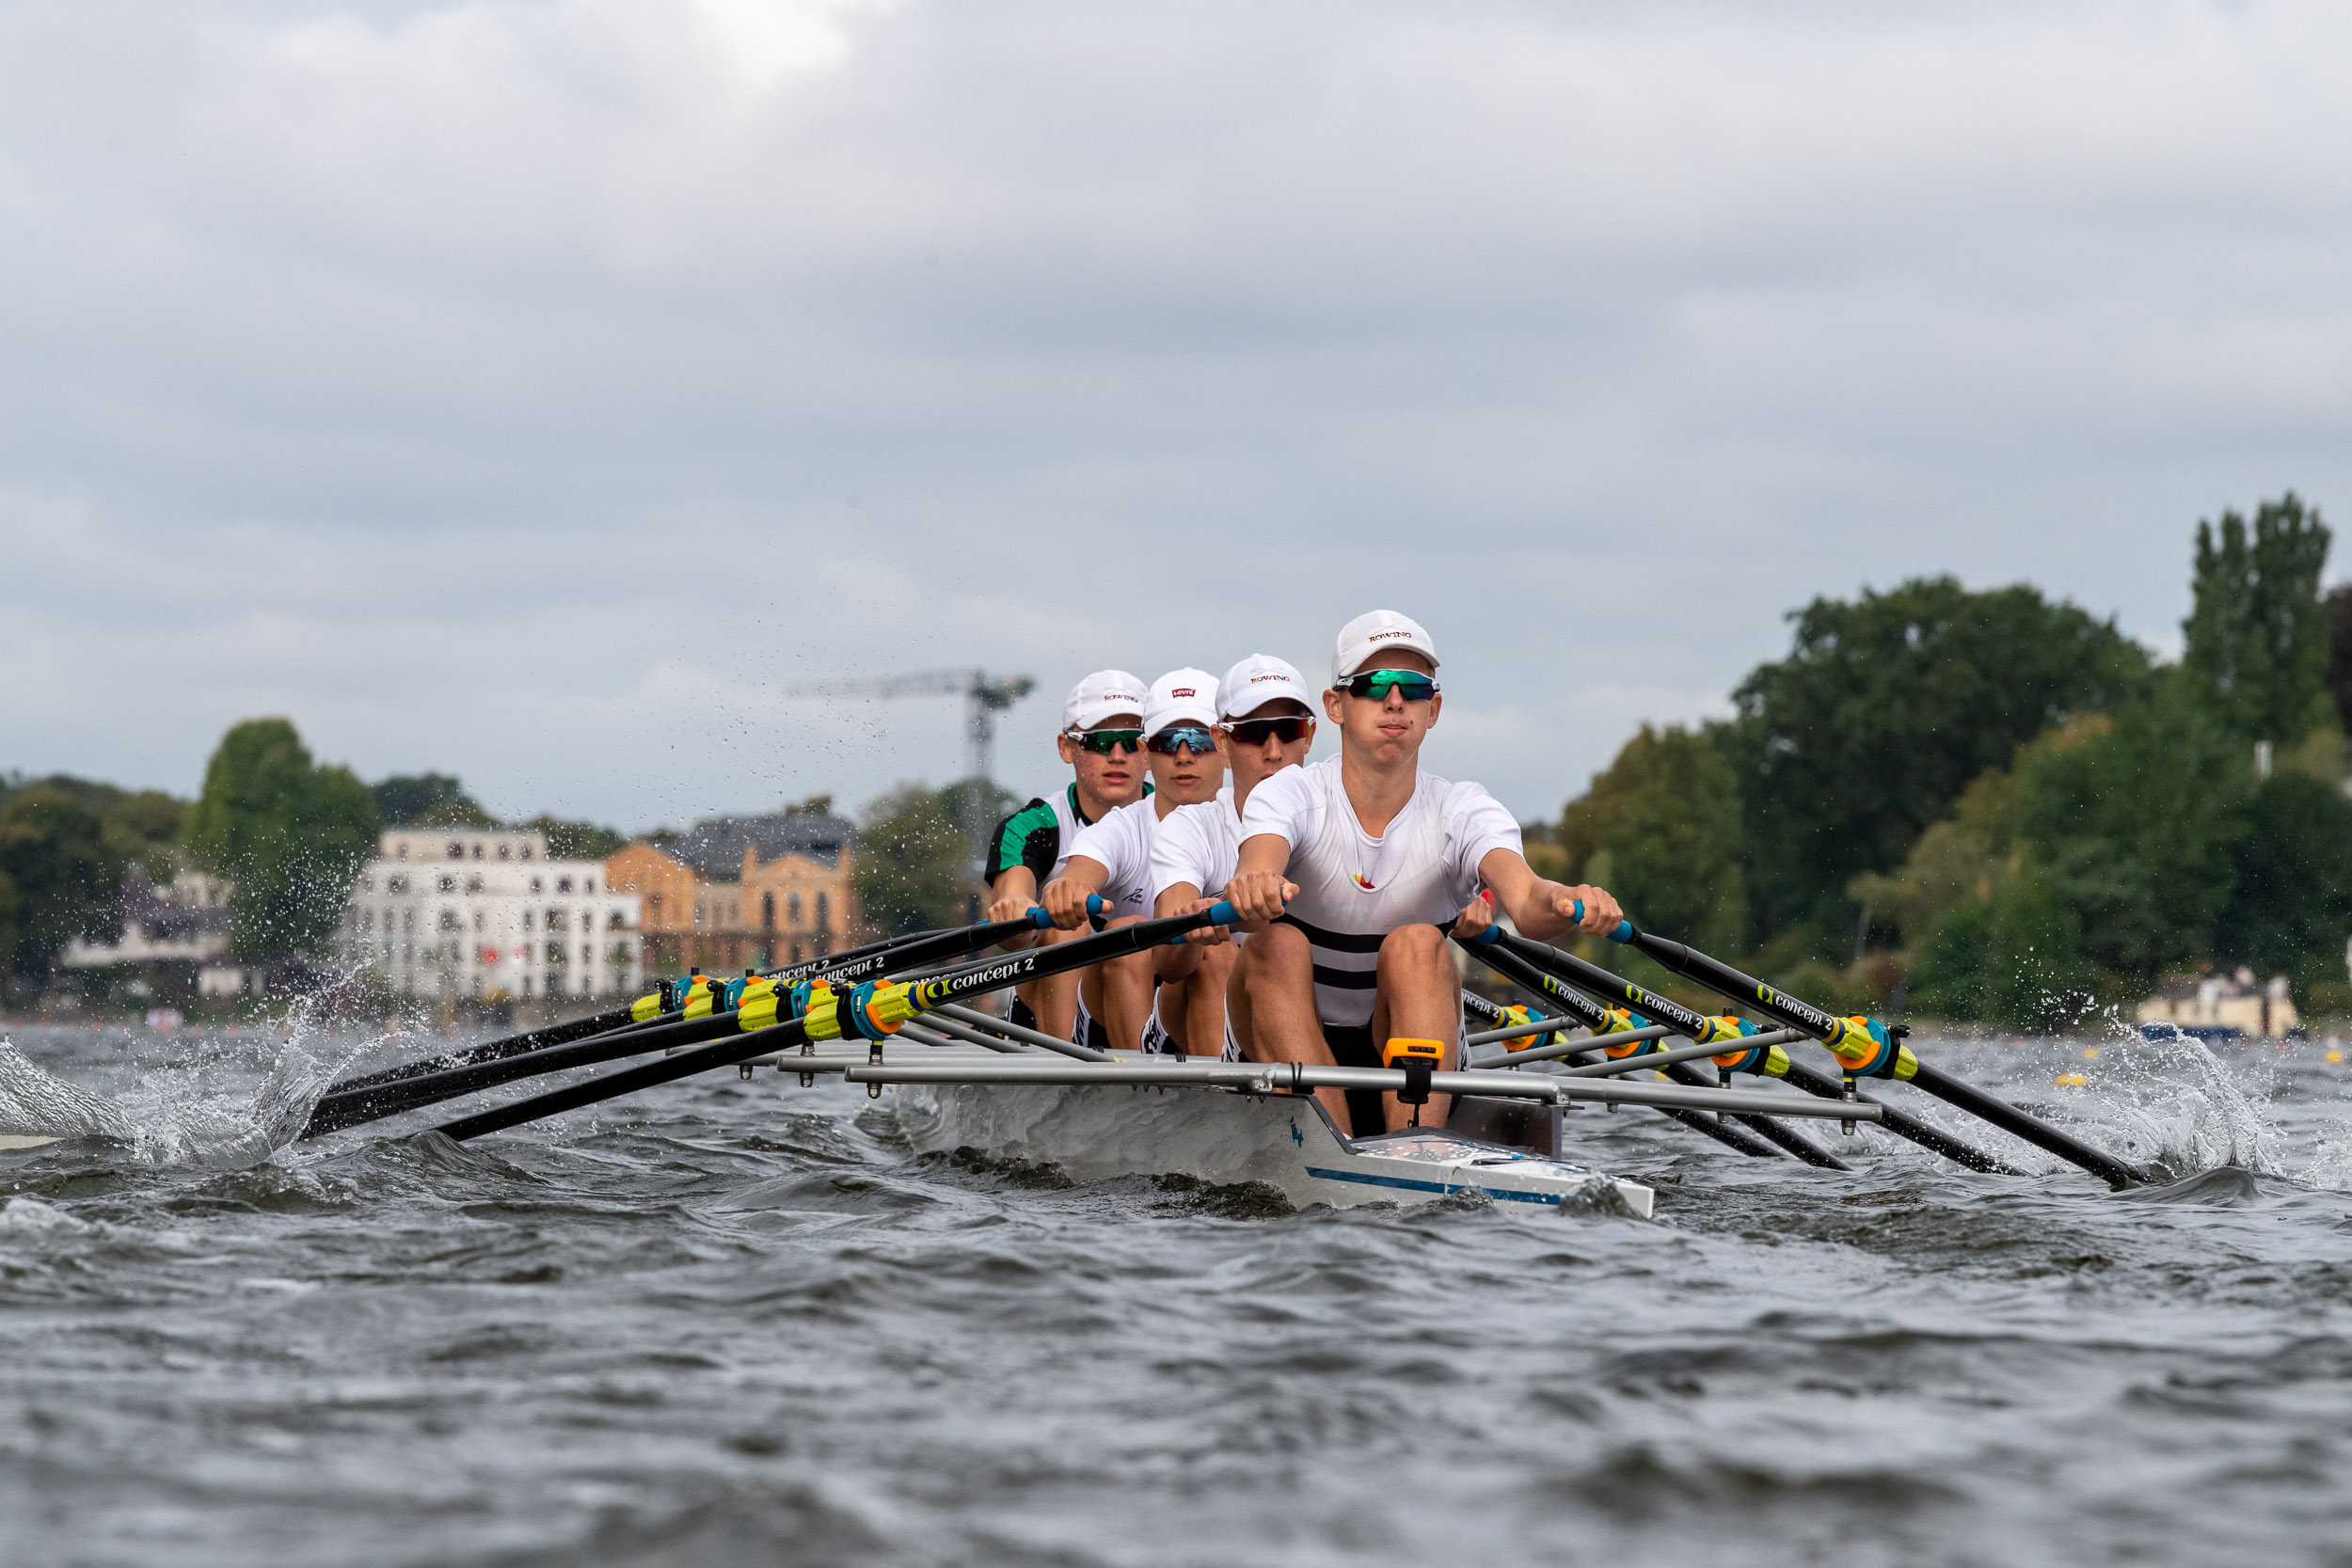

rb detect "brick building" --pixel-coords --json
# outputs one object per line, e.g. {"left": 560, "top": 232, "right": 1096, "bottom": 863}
{"left": 606, "top": 811, "right": 862, "bottom": 977}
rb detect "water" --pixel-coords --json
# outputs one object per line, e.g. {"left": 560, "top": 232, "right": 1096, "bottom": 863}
{"left": 3, "top": 1019, "right": 2351, "bottom": 1566}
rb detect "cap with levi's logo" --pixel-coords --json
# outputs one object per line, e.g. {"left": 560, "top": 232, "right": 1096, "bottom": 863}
{"left": 1062, "top": 670, "right": 1148, "bottom": 732}
{"left": 1331, "top": 610, "right": 1438, "bottom": 684}
{"left": 1144, "top": 669, "right": 1219, "bottom": 736}
{"left": 1216, "top": 655, "right": 1312, "bottom": 720}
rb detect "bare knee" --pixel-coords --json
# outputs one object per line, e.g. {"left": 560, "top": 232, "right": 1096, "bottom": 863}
{"left": 1195, "top": 942, "right": 1239, "bottom": 985}
{"left": 1377, "top": 923, "right": 1447, "bottom": 972}
{"left": 1242, "top": 922, "right": 1311, "bottom": 977}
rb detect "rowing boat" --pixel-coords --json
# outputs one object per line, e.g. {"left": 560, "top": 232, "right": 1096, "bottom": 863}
{"left": 889, "top": 1066, "right": 1659, "bottom": 1216}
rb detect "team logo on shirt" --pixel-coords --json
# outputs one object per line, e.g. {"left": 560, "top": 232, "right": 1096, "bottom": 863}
{"left": 1350, "top": 872, "right": 1376, "bottom": 891}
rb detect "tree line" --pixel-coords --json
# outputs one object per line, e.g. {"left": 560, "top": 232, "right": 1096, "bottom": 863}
{"left": 0, "top": 719, "right": 633, "bottom": 997}
{"left": 1532, "top": 495, "right": 2352, "bottom": 1027}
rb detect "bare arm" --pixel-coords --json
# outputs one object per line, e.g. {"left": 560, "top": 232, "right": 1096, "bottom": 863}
{"left": 1478, "top": 847, "right": 1622, "bottom": 943}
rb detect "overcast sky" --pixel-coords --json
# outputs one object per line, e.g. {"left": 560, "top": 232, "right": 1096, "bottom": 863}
{"left": 5, "top": 0, "right": 2348, "bottom": 832}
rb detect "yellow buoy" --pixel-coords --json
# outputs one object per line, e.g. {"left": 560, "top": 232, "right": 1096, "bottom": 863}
{"left": 2082, "top": 1045, "right": 2101, "bottom": 1059}
{"left": 2055, "top": 1072, "right": 2090, "bottom": 1087}
{"left": 2328, "top": 1050, "right": 2344, "bottom": 1065}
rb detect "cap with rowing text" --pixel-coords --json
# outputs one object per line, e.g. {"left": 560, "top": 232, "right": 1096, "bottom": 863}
{"left": 1331, "top": 610, "right": 1439, "bottom": 685}
{"left": 1217, "top": 654, "right": 1313, "bottom": 721}
{"left": 1144, "top": 668, "right": 1219, "bottom": 736}
{"left": 1062, "top": 670, "right": 1149, "bottom": 732}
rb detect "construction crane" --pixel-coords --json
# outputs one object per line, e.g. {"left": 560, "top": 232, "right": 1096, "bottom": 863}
{"left": 787, "top": 669, "right": 1039, "bottom": 869}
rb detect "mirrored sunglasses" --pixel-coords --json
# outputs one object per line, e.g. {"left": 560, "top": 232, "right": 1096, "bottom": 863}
{"left": 1144, "top": 726, "right": 1217, "bottom": 755}
{"left": 1342, "top": 669, "right": 1439, "bottom": 702}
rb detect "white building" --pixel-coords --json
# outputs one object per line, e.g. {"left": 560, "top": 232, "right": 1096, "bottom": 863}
{"left": 342, "top": 830, "right": 643, "bottom": 1001}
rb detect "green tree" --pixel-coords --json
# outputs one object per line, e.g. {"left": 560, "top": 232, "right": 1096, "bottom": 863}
{"left": 0, "top": 786, "right": 125, "bottom": 983}
{"left": 184, "top": 720, "right": 380, "bottom": 968}
{"left": 2011, "top": 673, "right": 2252, "bottom": 989}
{"left": 852, "top": 779, "right": 1017, "bottom": 937}
{"left": 371, "top": 772, "right": 496, "bottom": 829}
{"left": 1556, "top": 724, "right": 1746, "bottom": 952}
{"left": 2183, "top": 494, "right": 2333, "bottom": 746}
{"left": 1909, "top": 862, "right": 2105, "bottom": 1029}
{"left": 1713, "top": 577, "right": 2150, "bottom": 950}
{"left": 510, "top": 815, "right": 628, "bottom": 861}
{"left": 2214, "top": 769, "right": 2352, "bottom": 1004}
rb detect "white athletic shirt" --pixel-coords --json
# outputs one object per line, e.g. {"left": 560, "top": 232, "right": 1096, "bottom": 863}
{"left": 1063, "top": 796, "right": 1165, "bottom": 920}
{"left": 1150, "top": 785, "right": 1240, "bottom": 905}
{"left": 1236, "top": 755, "right": 1521, "bottom": 1027}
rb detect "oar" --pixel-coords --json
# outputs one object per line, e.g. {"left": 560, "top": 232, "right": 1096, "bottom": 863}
{"left": 431, "top": 900, "right": 1248, "bottom": 1143}
{"left": 1487, "top": 913, "right": 2127, "bottom": 1184}
{"left": 1462, "top": 924, "right": 2020, "bottom": 1175}
{"left": 1462, "top": 937, "right": 1847, "bottom": 1169}
{"left": 1468, "top": 982, "right": 1797, "bottom": 1165}
{"left": 308, "top": 903, "right": 1098, "bottom": 1125}
{"left": 634, "top": 1042, "right": 1886, "bottom": 1123}
{"left": 1581, "top": 918, "right": 2146, "bottom": 1187}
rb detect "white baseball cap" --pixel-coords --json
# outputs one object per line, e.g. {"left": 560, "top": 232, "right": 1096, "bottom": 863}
{"left": 1217, "top": 655, "right": 1314, "bottom": 721}
{"left": 1144, "top": 668, "right": 1219, "bottom": 735}
{"left": 1062, "top": 670, "right": 1148, "bottom": 732}
{"left": 1332, "top": 610, "right": 1439, "bottom": 684}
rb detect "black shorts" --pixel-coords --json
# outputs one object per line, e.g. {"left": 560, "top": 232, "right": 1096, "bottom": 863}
{"left": 1322, "top": 1023, "right": 1388, "bottom": 1140}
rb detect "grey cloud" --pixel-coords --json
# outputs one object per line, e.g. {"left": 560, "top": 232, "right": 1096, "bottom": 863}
{"left": 4, "top": 0, "right": 2349, "bottom": 828}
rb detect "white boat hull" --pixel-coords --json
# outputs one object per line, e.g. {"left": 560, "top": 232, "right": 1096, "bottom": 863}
{"left": 892, "top": 1080, "right": 1654, "bottom": 1218}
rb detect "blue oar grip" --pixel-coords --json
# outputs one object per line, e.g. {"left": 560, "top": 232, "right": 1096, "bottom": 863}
{"left": 1026, "top": 894, "right": 1108, "bottom": 928}
{"left": 1565, "top": 899, "right": 1635, "bottom": 944}
{"left": 1464, "top": 924, "right": 1502, "bottom": 946}
{"left": 1168, "top": 899, "right": 1247, "bottom": 943}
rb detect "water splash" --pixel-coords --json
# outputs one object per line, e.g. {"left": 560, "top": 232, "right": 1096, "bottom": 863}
{"left": 0, "top": 1018, "right": 374, "bottom": 1171}
{"left": 0, "top": 1039, "right": 139, "bottom": 1142}
{"left": 2082, "top": 1023, "right": 2286, "bottom": 1179}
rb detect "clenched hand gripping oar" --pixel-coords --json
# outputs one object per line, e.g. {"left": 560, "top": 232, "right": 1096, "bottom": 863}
{"left": 1464, "top": 922, "right": 2022, "bottom": 1176}
{"left": 302, "top": 902, "right": 1105, "bottom": 1139}
{"left": 316, "top": 910, "right": 1072, "bottom": 1104}
{"left": 1549, "top": 913, "right": 2142, "bottom": 1188}
{"left": 1458, "top": 934, "right": 1848, "bottom": 1169}
{"left": 428, "top": 900, "right": 1249, "bottom": 1143}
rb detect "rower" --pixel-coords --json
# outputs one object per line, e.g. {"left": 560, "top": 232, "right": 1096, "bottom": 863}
{"left": 1147, "top": 654, "right": 1319, "bottom": 1060}
{"left": 981, "top": 669, "right": 1151, "bottom": 1041}
{"left": 1223, "top": 610, "right": 1624, "bottom": 1136}
{"left": 1041, "top": 669, "right": 1225, "bottom": 1053}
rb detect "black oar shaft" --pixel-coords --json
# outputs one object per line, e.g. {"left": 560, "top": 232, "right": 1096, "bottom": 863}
{"left": 438, "top": 1021, "right": 815, "bottom": 1143}
{"left": 1469, "top": 938, "right": 1849, "bottom": 1165}
{"left": 1466, "top": 943, "right": 1788, "bottom": 1162}
{"left": 1482, "top": 927, "right": 2018, "bottom": 1176}
{"left": 1772, "top": 1059, "right": 2023, "bottom": 1177}
{"left": 314, "top": 915, "right": 1046, "bottom": 1111}
{"left": 324, "top": 1006, "right": 633, "bottom": 1099}
{"left": 301, "top": 1008, "right": 744, "bottom": 1139}
{"left": 1904, "top": 1061, "right": 2140, "bottom": 1188}
{"left": 1616, "top": 926, "right": 2143, "bottom": 1187}
{"left": 432, "top": 902, "right": 1235, "bottom": 1143}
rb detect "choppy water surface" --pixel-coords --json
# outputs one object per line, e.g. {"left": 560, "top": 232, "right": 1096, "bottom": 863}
{"left": 3, "top": 1018, "right": 2350, "bottom": 1566}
